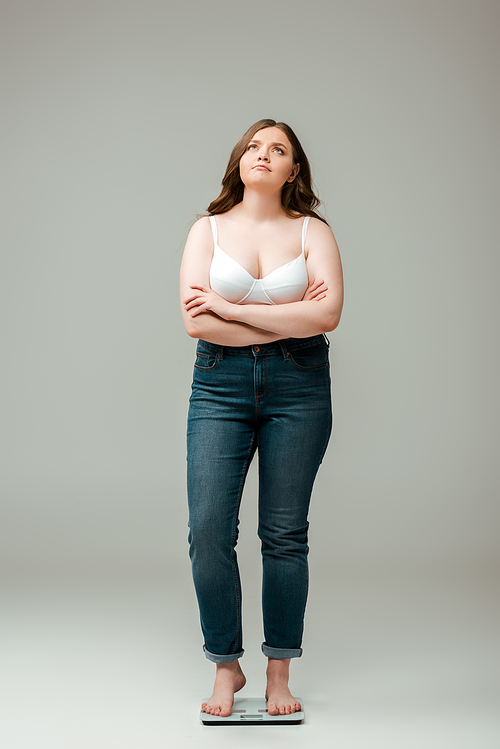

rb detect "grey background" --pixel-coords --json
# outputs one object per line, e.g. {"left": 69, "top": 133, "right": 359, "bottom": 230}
{"left": 1, "top": 1, "right": 499, "bottom": 747}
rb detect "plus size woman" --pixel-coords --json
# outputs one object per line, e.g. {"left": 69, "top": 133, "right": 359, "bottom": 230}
{"left": 180, "top": 119, "right": 344, "bottom": 718}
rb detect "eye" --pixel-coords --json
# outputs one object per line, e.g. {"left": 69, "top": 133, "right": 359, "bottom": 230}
{"left": 247, "top": 144, "right": 257, "bottom": 150}
{"left": 274, "top": 147, "right": 284, "bottom": 155}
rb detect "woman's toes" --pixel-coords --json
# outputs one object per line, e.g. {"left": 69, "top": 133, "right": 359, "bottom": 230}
{"left": 220, "top": 702, "right": 232, "bottom": 717}
{"left": 267, "top": 701, "right": 279, "bottom": 716}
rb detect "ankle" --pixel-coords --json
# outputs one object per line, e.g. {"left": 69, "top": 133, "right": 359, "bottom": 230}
{"left": 216, "top": 660, "right": 241, "bottom": 676}
{"left": 266, "top": 657, "right": 291, "bottom": 681}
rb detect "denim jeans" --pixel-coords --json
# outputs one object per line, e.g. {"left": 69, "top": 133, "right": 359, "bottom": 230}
{"left": 186, "top": 334, "right": 332, "bottom": 663}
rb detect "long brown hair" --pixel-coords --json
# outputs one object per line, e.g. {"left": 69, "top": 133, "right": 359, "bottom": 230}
{"left": 207, "top": 119, "right": 329, "bottom": 225}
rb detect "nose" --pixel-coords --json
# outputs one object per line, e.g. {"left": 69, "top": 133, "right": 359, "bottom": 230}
{"left": 257, "top": 148, "right": 270, "bottom": 161}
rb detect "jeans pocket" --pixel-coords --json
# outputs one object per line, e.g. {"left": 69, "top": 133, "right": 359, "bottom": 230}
{"left": 288, "top": 342, "right": 329, "bottom": 370}
{"left": 194, "top": 350, "right": 219, "bottom": 370}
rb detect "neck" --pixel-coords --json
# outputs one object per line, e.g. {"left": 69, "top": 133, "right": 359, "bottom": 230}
{"left": 237, "top": 186, "right": 286, "bottom": 221}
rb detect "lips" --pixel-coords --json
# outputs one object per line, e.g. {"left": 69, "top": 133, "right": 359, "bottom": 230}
{"left": 253, "top": 164, "right": 271, "bottom": 171}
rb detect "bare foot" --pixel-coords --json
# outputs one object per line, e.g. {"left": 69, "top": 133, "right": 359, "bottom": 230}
{"left": 201, "top": 661, "right": 246, "bottom": 717}
{"left": 265, "top": 658, "right": 302, "bottom": 716}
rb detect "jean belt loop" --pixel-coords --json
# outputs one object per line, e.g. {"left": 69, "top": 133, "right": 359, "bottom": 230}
{"left": 278, "top": 340, "right": 289, "bottom": 361}
{"left": 322, "top": 333, "right": 330, "bottom": 349}
{"left": 218, "top": 345, "right": 224, "bottom": 360}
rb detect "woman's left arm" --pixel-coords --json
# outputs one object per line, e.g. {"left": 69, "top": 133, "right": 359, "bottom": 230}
{"left": 185, "top": 218, "right": 344, "bottom": 338}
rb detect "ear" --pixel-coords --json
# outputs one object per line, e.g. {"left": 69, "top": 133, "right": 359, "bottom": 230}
{"left": 286, "top": 163, "right": 300, "bottom": 183}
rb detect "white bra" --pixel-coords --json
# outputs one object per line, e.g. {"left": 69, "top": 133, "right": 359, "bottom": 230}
{"left": 209, "top": 215, "right": 310, "bottom": 305}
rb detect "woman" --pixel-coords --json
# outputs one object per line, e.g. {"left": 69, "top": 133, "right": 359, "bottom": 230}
{"left": 180, "top": 119, "right": 344, "bottom": 718}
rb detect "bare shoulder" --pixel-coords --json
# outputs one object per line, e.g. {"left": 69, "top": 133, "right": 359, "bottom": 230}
{"left": 182, "top": 216, "right": 214, "bottom": 259}
{"left": 307, "top": 216, "right": 336, "bottom": 237}
{"left": 306, "top": 216, "right": 340, "bottom": 253}
{"left": 180, "top": 215, "right": 216, "bottom": 292}
{"left": 186, "top": 215, "right": 212, "bottom": 242}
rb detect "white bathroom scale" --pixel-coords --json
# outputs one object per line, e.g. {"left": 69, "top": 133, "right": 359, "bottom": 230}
{"left": 200, "top": 696, "right": 304, "bottom": 725}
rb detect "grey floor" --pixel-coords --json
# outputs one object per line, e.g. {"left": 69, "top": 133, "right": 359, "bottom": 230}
{"left": 2, "top": 566, "right": 499, "bottom": 749}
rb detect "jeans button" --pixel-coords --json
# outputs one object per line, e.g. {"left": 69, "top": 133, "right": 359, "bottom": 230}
{"left": 254, "top": 346, "right": 260, "bottom": 352}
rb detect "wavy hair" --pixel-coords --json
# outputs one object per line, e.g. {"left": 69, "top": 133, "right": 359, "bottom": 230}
{"left": 207, "top": 119, "right": 328, "bottom": 224}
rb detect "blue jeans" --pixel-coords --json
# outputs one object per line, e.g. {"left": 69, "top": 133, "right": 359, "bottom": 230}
{"left": 186, "top": 334, "right": 332, "bottom": 663}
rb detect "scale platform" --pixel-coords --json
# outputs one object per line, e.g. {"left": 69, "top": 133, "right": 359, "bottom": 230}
{"left": 200, "top": 696, "right": 304, "bottom": 725}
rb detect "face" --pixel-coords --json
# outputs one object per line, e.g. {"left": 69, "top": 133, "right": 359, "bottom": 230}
{"left": 239, "top": 126, "right": 300, "bottom": 192}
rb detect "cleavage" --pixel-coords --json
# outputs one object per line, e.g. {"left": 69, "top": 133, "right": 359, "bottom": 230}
{"left": 217, "top": 241, "right": 302, "bottom": 280}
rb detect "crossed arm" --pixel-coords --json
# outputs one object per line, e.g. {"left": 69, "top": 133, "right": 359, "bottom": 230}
{"left": 180, "top": 216, "right": 344, "bottom": 346}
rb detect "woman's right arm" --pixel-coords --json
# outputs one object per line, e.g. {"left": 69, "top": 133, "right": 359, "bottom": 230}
{"left": 180, "top": 217, "right": 283, "bottom": 346}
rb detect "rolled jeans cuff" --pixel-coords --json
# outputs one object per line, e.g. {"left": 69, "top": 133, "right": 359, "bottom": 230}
{"left": 203, "top": 645, "right": 244, "bottom": 664}
{"left": 261, "top": 642, "right": 303, "bottom": 659}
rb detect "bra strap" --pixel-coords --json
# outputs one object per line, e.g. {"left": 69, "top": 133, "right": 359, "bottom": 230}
{"left": 301, "top": 216, "right": 310, "bottom": 253}
{"left": 209, "top": 215, "right": 218, "bottom": 246}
